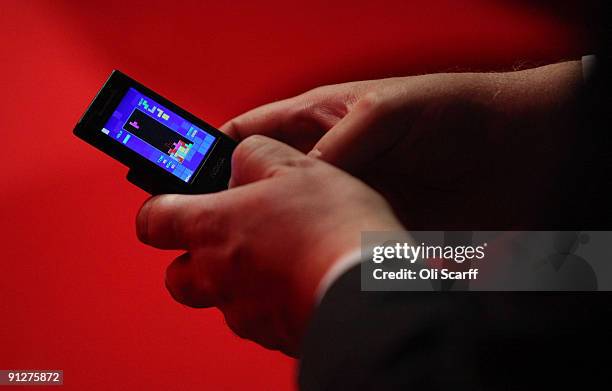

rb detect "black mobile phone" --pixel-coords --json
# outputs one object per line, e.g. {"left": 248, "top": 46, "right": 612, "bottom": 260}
{"left": 74, "top": 70, "right": 236, "bottom": 195}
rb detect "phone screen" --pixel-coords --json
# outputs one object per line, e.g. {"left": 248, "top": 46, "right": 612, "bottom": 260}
{"left": 101, "top": 87, "right": 217, "bottom": 182}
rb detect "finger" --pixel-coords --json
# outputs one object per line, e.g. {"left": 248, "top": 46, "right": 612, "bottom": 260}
{"left": 310, "top": 91, "right": 410, "bottom": 173}
{"left": 165, "top": 252, "right": 217, "bottom": 308}
{"left": 220, "top": 97, "right": 333, "bottom": 153}
{"left": 136, "top": 193, "right": 220, "bottom": 250}
{"left": 230, "top": 135, "right": 312, "bottom": 186}
{"left": 220, "top": 98, "right": 298, "bottom": 140}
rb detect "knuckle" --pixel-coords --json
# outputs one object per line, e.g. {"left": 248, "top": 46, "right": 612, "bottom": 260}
{"left": 302, "top": 85, "right": 326, "bottom": 98}
{"left": 242, "top": 134, "right": 267, "bottom": 146}
{"left": 358, "top": 90, "right": 382, "bottom": 111}
{"left": 165, "top": 254, "right": 216, "bottom": 308}
{"left": 183, "top": 198, "right": 227, "bottom": 248}
{"left": 222, "top": 119, "right": 240, "bottom": 138}
{"left": 164, "top": 258, "right": 191, "bottom": 302}
{"left": 232, "top": 135, "right": 266, "bottom": 167}
{"left": 295, "top": 89, "right": 348, "bottom": 126}
{"left": 263, "top": 155, "right": 316, "bottom": 179}
{"left": 290, "top": 99, "right": 314, "bottom": 124}
{"left": 284, "top": 155, "right": 317, "bottom": 170}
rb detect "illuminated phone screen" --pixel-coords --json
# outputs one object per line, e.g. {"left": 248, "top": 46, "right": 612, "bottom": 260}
{"left": 101, "top": 88, "right": 216, "bottom": 182}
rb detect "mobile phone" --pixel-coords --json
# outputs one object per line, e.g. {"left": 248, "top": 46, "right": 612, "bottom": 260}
{"left": 74, "top": 70, "right": 236, "bottom": 195}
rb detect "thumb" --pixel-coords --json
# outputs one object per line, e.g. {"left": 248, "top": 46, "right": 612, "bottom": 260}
{"left": 230, "top": 135, "right": 311, "bottom": 187}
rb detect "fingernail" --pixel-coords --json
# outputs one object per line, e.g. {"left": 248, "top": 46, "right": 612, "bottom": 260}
{"left": 308, "top": 148, "right": 322, "bottom": 159}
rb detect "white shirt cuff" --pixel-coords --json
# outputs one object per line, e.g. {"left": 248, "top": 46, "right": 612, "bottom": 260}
{"left": 314, "top": 247, "right": 363, "bottom": 305}
{"left": 582, "top": 55, "right": 596, "bottom": 83}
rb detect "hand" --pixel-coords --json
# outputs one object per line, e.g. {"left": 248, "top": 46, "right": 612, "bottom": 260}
{"left": 136, "top": 136, "right": 403, "bottom": 356}
{"left": 222, "top": 61, "right": 586, "bottom": 228}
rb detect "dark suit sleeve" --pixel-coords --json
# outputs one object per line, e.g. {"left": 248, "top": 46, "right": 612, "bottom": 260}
{"left": 298, "top": 265, "right": 612, "bottom": 391}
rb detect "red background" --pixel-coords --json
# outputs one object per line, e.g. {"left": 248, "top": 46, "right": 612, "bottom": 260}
{"left": 0, "top": 1, "right": 592, "bottom": 389}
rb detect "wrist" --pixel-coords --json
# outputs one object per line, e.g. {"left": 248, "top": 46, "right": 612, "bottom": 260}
{"left": 290, "top": 215, "right": 404, "bottom": 352}
{"left": 495, "top": 60, "right": 583, "bottom": 125}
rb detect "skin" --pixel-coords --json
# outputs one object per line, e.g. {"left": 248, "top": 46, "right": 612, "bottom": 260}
{"left": 222, "top": 61, "right": 584, "bottom": 228}
{"left": 137, "top": 136, "right": 403, "bottom": 356}
{"left": 136, "top": 61, "right": 584, "bottom": 356}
